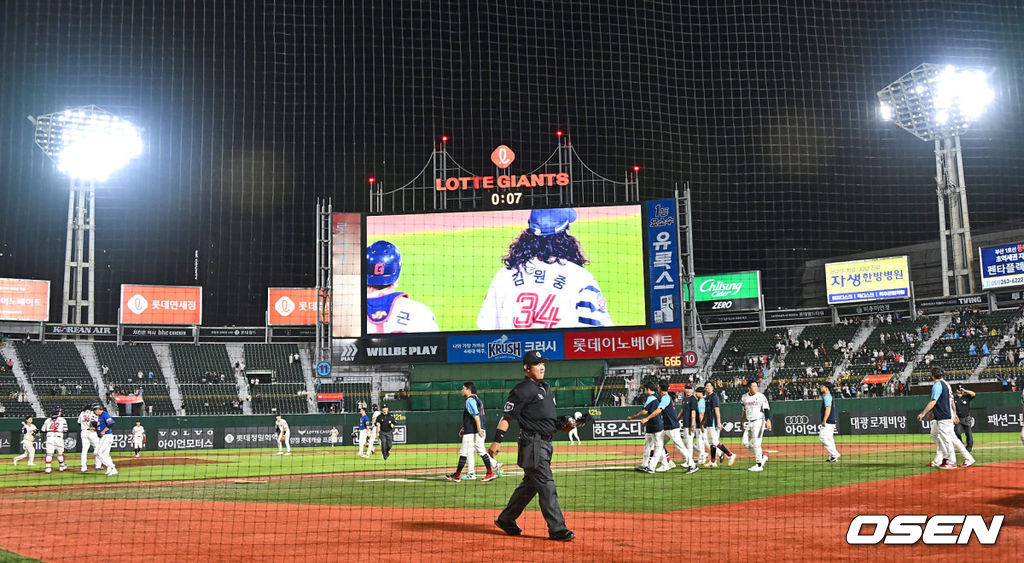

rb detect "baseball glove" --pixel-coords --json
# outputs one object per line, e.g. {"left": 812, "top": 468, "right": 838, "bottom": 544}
{"left": 556, "top": 412, "right": 593, "bottom": 433}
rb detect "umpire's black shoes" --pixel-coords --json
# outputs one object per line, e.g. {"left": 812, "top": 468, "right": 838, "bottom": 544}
{"left": 494, "top": 518, "right": 522, "bottom": 536}
{"left": 548, "top": 529, "right": 575, "bottom": 542}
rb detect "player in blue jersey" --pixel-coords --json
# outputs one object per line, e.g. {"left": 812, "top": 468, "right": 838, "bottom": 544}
{"left": 918, "top": 367, "right": 974, "bottom": 469}
{"left": 92, "top": 404, "right": 118, "bottom": 476}
{"left": 658, "top": 382, "right": 698, "bottom": 474}
{"left": 703, "top": 382, "right": 736, "bottom": 467}
{"left": 627, "top": 383, "right": 665, "bottom": 473}
{"left": 818, "top": 383, "right": 840, "bottom": 462}
{"left": 357, "top": 407, "right": 371, "bottom": 458}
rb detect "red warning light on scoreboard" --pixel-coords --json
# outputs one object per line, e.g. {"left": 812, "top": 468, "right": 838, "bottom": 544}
{"left": 120, "top": 285, "right": 202, "bottom": 325}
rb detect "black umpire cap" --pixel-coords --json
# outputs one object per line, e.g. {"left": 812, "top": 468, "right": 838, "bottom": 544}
{"left": 523, "top": 350, "right": 547, "bottom": 365}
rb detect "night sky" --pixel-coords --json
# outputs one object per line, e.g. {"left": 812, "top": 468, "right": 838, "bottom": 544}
{"left": 1, "top": 1, "right": 1021, "bottom": 325}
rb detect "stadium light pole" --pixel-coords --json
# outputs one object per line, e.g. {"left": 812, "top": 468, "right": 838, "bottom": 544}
{"left": 877, "top": 64, "right": 994, "bottom": 296}
{"left": 29, "top": 105, "right": 143, "bottom": 324}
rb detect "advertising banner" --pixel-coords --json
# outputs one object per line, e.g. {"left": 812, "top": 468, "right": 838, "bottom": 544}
{"left": 825, "top": 256, "right": 910, "bottom": 304}
{"left": 563, "top": 328, "right": 680, "bottom": 359}
{"left": 684, "top": 271, "right": 762, "bottom": 312}
{"left": 113, "top": 395, "right": 144, "bottom": 404}
{"left": 362, "top": 335, "right": 447, "bottom": 364}
{"left": 645, "top": 200, "right": 681, "bottom": 327}
{"left": 979, "top": 242, "right": 1024, "bottom": 290}
{"left": 155, "top": 428, "right": 215, "bottom": 450}
{"left": 447, "top": 332, "right": 563, "bottom": 363}
{"left": 590, "top": 419, "right": 643, "bottom": 440}
{"left": 317, "top": 393, "right": 345, "bottom": 401}
{"left": 268, "top": 288, "right": 319, "bottom": 326}
{"left": 764, "top": 308, "right": 829, "bottom": 323}
{"left": 123, "top": 326, "right": 193, "bottom": 341}
{"left": 848, "top": 411, "right": 908, "bottom": 435}
{"left": 46, "top": 324, "right": 115, "bottom": 336}
{"left": 331, "top": 213, "right": 362, "bottom": 338}
{"left": 0, "top": 278, "right": 50, "bottom": 322}
{"left": 120, "top": 285, "right": 202, "bottom": 325}
{"left": 915, "top": 294, "right": 985, "bottom": 310}
{"left": 351, "top": 425, "right": 407, "bottom": 445}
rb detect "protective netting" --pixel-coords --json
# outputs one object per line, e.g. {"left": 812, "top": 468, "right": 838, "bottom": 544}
{"left": 1, "top": 1, "right": 1023, "bottom": 561}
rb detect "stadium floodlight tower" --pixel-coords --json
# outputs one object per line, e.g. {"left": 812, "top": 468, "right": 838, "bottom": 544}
{"left": 877, "top": 64, "right": 994, "bottom": 296}
{"left": 29, "top": 105, "right": 143, "bottom": 324}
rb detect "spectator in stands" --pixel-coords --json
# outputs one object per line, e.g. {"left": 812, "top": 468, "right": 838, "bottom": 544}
{"left": 148, "top": 371, "right": 154, "bottom": 380}
{"left": 981, "top": 343, "right": 990, "bottom": 356}
{"left": 1001, "top": 376, "right": 1012, "bottom": 391}
{"left": 137, "top": 370, "right": 144, "bottom": 380}
{"left": 0, "top": 402, "right": 5, "bottom": 414}
{"left": 75, "top": 384, "right": 82, "bottom": 395}
{"left": 968, "top": 343, "right": 977, "bottom": 356}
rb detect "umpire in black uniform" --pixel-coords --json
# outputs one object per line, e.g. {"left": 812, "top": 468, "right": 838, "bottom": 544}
{"left": 487, "top": 350, "right": 574, "bottom": 542}
{"left": 376, "top": 404, "right": 397, "bottom": 461}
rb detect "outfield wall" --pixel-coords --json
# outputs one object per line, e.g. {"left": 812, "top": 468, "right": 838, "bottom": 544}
{"left": 2, "top": 393, "right": 1021, "bottom": 453}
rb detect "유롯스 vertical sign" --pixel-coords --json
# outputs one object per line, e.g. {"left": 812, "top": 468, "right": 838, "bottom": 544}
{"left": 645, "top": 200, "right": 681, "bottom": 327}
{"left": 0, "top": 278, "right": 50, "bottom": 322}
{"left": 119, "top": 285, "right": 202, "bottom": 325}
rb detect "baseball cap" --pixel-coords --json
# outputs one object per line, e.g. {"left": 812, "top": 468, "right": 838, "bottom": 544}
{"left": 523, "top": 350, "right": 547, "bottom": 365}
{"left": 528, "top": 208, "right": 577, "bottom": 237}
{"left": 381, "top": 403, "right": 389, "bottom": 409}
{"left": 931, "top": 366, "right": 946, "bottom": 378}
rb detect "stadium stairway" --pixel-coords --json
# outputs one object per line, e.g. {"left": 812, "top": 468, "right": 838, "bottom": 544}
{"left": 901, "top": 315, "right": 951, "bottom": 382}
{"left": 702, "top": 330, "right": 731, "bottom": 375}
{"left": 298, "top": 346, "right": 316, "bottom": 413}
{"left": 74, "top": 343, "right": 113, "bottom": 411}
{"left": 152, "top": 344, "right": 185, "bottom": 415}
{"left": 225, "top": 344, "right": 254, "bottom": 415}
{"left": 830, "top": 323, "right": 875, "bottom": 381}
{"left": 0, "top": 345, "right": 43, "bottom": 417}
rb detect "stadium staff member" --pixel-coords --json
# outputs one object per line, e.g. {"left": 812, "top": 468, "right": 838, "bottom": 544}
{"left": 487, "top": 350, "right": 574, "bottom": 542}
{"left": 953, "top": 385, "right": 977, "bottom": 452}
{"left": 375, "top": 404, "right": 397, "bottom": 461}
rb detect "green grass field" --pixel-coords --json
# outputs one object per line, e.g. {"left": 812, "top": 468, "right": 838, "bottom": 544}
{"left": 5, "top": 433, "right": 1021, "bottom": 514}
{"left": 370, "top": 213, "right": 645, "bottom": 330}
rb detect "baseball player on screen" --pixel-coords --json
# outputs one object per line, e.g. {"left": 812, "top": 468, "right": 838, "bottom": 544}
{"left": 77, "top": 404, "right": 101, "bottom": 472}
{"left": 41, "top": 408, "right": 69, "bottom": 474}
{"left": 477, "top": 208, "right": 613, "bottom": 330}
{"left": 365, "top": 240, "right": 439, "bottom": 334}
{"left": 12, "top": 416, "right": 37, "bottom": 467}
{"left": 93, "top": 404, "right": 118, "bottom": 476}
{"left": 740, "top": 381, "right": 771, "bottom": 472}
{"left": 357, "top": 407, "right": 371, "bottom": 457}
{"left": 130, "top": 421, "right": 147, "bottom": 457}
{"left": 275, "top": 414, "right": 292, "bottom": 455}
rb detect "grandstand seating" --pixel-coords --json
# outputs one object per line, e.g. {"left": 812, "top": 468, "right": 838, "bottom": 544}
{"left": 170, "top": 344, "right": 234, "bottom": 384}
{"left": 717, "top": 328, "right": 786, "bottom": 372}
{"left": 95, "top": 343, "right": 165, "bottom": 384}
{"left": 0, "top": 379, "right": 34, "bottom": 418}
{"left": 179, "top": 384, "right": 244, "bottom": 416}
{"left": 784, "top": 324, "right": 858, "bottom": 370}
{"left": 250, "top": 383, "right": 309, "bottom": 414}
{"left": 15, "top": 342, "right": 104, "bottom": 416}
{"left": 846, "top": 318, "right": 929, "bottom": 377}
{"left": 317, "top": 382, "right": 371, "bottom": 413}
{"left": 909, "top": 309, "right": 1023, "bottom": 383}
{"left": 243, "top": 344, "right": 304, "bottom": 382}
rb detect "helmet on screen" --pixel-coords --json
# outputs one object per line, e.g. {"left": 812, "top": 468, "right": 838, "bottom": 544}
{"left": 366, "top": 240, "right": 401, "bottom": 286}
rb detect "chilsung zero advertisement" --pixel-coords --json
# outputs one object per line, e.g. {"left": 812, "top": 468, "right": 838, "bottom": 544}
{"left": 684, "top": 271, "right": 762, "bottom": 312}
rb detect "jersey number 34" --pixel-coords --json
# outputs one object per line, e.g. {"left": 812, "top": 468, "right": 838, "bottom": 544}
{"left": 513, "top": 293, "right": 561, "bottom": 328}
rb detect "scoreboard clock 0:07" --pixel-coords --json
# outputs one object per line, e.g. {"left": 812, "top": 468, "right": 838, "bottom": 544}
{"left": 489, "top": 191, "right": 523, "bottom": 207}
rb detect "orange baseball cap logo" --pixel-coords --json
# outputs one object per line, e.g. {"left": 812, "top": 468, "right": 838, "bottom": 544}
{"left": 491, "top": 145, "right": 515, "bottom": 169}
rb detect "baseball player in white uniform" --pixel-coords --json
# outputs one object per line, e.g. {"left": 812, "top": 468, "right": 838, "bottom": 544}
{"left": 477, "top": 208, "right": 613, "bottom": 330}
{"left": 77, "top": 405, "right": 102, "bottom": 471}
{"left": 275, "top": 415, "right": 291, "bottom": 455}
{"left": 130, "top": 421, "right": 147, "bottom": 457}
{"left": 740, "top": 381, "right": 772, "bottom": 472}
{"left": 367, "top": 404, "right": 381, "bottom": 455}
{"left": 41, "top": 408, "right": 69, "bottom": 473}
{"left": 329, "top": 426, "right": 339, "bottom": 447}
{"left": 12, "top": 416, "right": 37, "bottom": 466}
{"left": 567, "top": 412, "right": 582, "bottom": 445}
{"left": 365, "top": 240, "right": 439, "bottom": 333}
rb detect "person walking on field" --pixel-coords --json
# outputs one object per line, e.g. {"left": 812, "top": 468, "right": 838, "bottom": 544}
{"left": 12, "top": 416, "right": 37, "bottom": 467}
{"left": 488, "top": 350, "right": 574, "bottom": 542}
{"left": 818, "top": 383, "right": 840, "bottom": 462}
{"left": 446, "top": 382, "right": 498, "bottom": 483}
